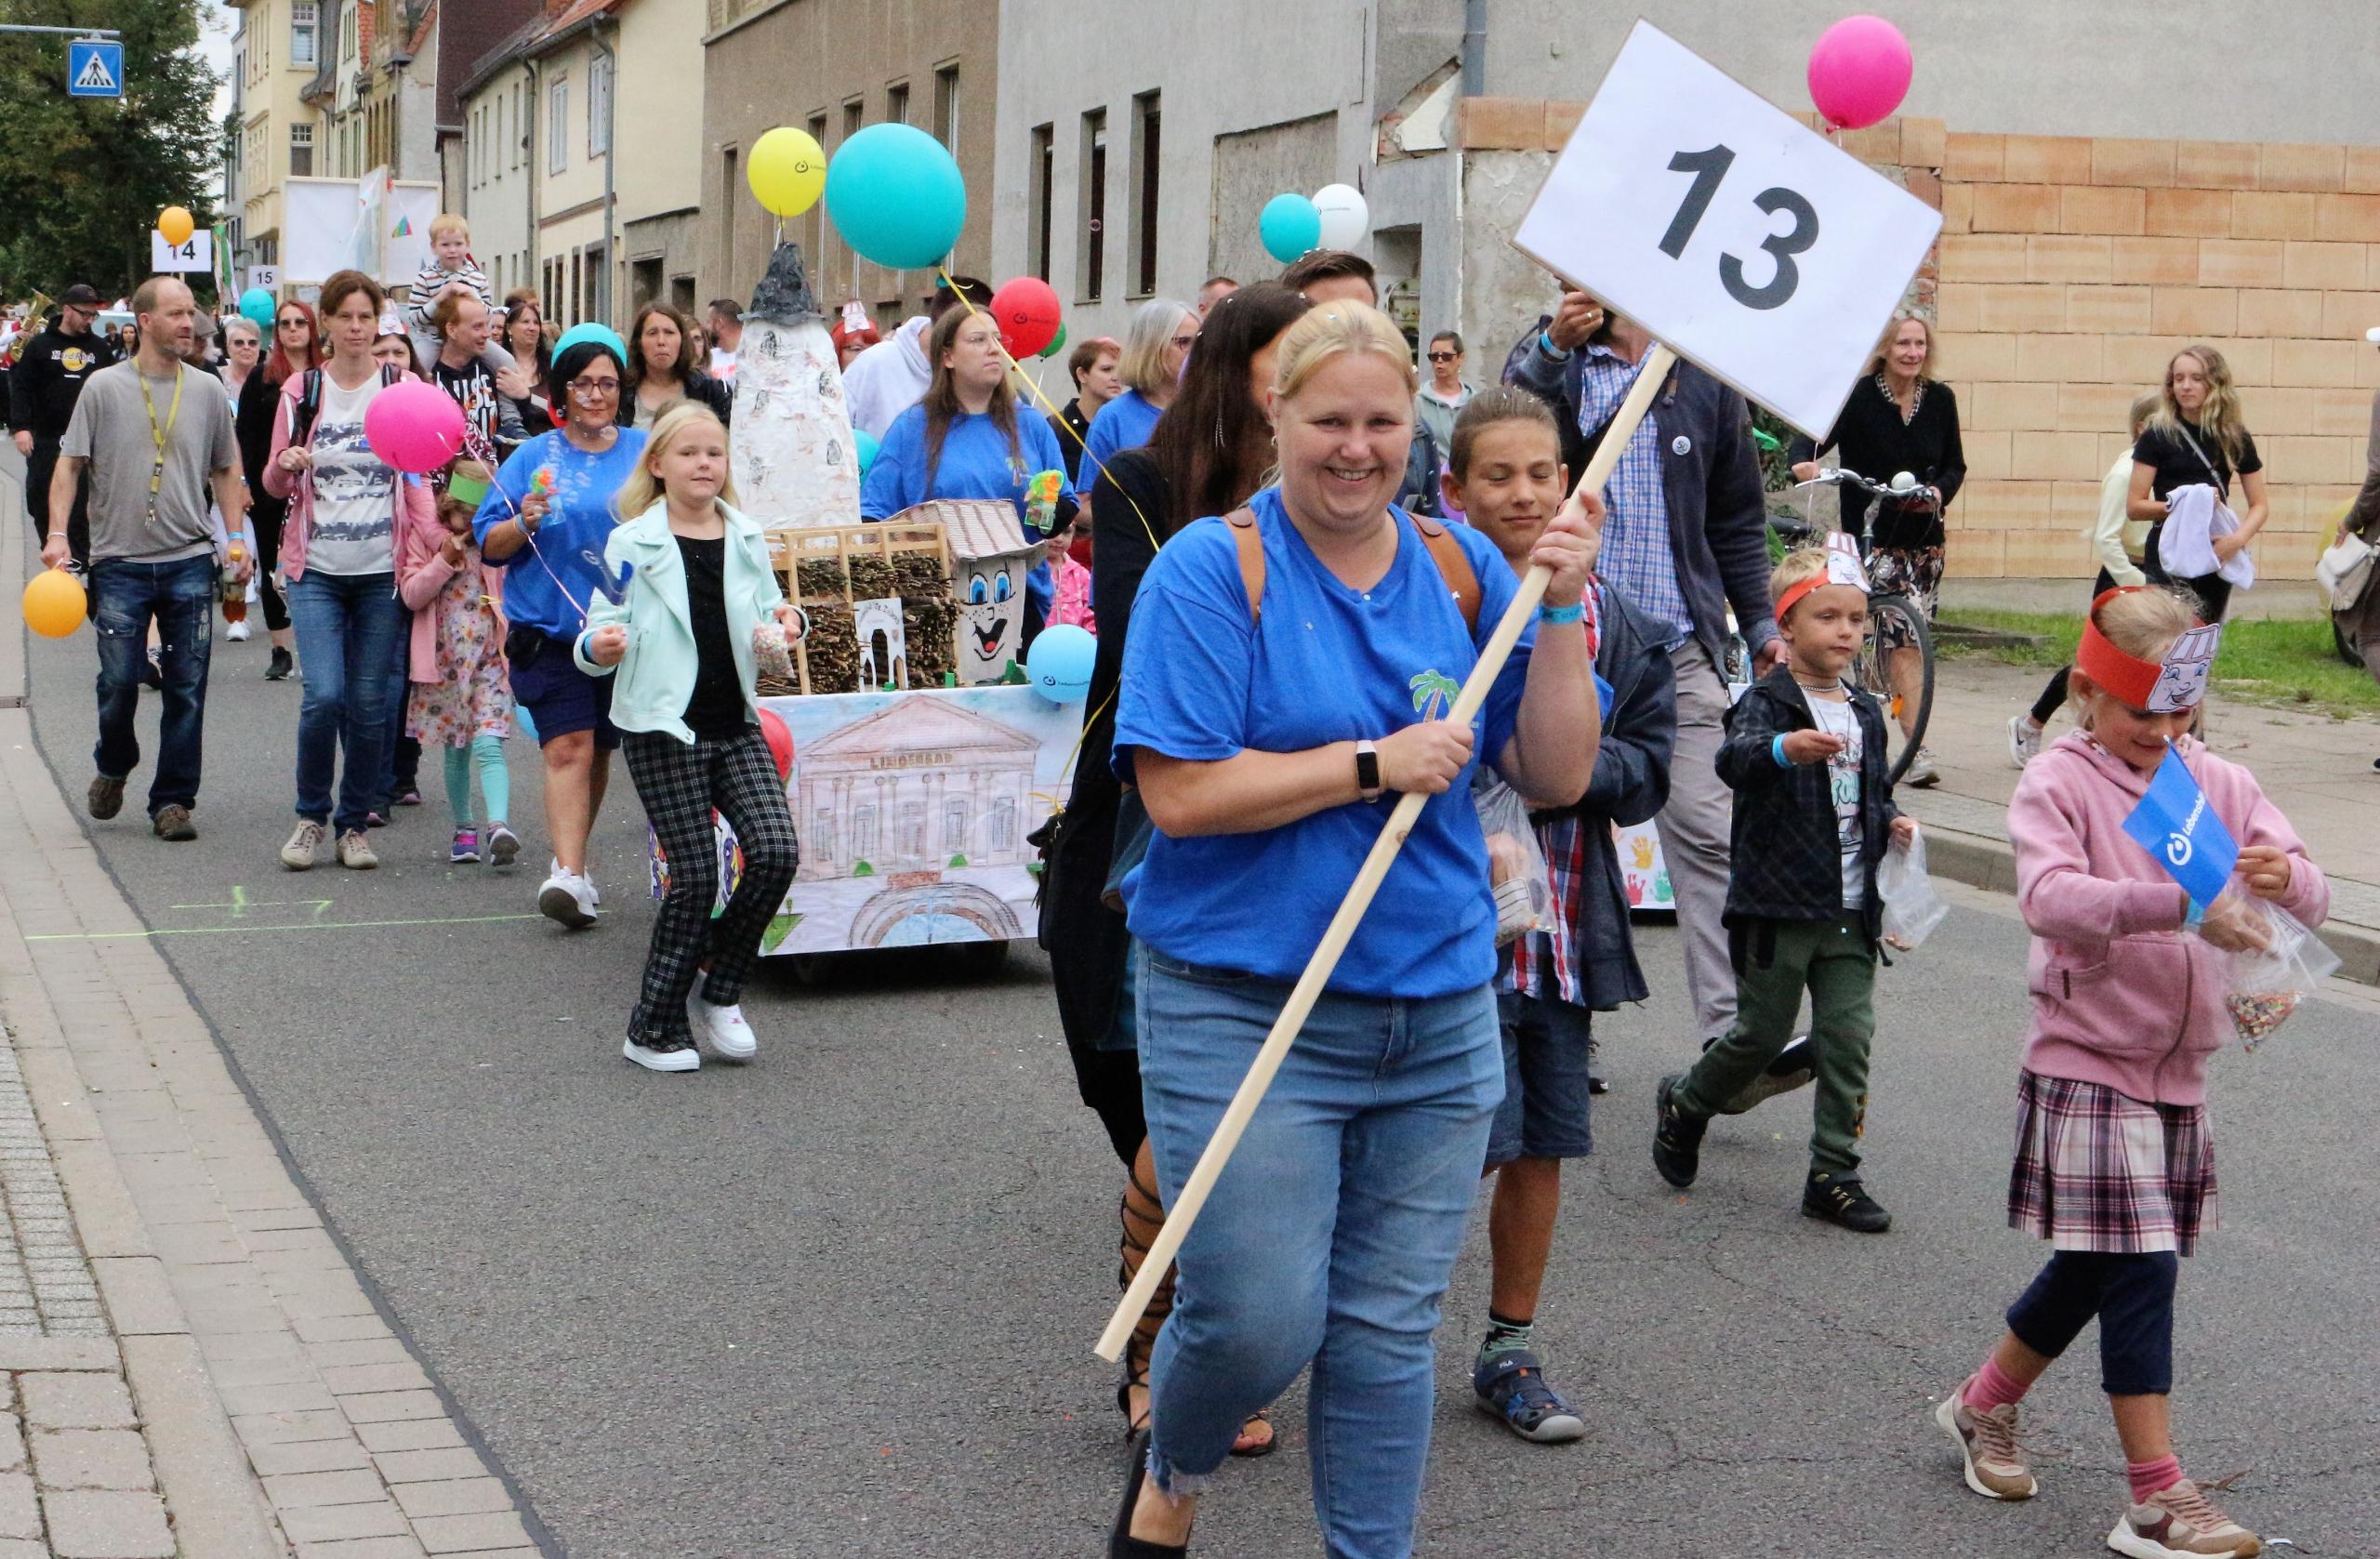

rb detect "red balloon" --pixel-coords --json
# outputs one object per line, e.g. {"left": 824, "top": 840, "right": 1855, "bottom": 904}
{"left": 759, "top": 707, "right": 795, "bottom": 783}
{"left": 990, "top": 276, "right": 1062, "bottom": 359}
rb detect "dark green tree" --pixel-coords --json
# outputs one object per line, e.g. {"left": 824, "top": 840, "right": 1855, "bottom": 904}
{"left": 0, "top": 0, "right": 222, "bottom": 302}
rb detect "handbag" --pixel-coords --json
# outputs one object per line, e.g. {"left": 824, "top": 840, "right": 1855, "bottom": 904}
{"left": 2315, "top": 531, "right": 2376, "bottom": 613}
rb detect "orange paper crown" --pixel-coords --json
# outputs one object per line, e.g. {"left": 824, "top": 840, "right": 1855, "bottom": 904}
{"left": 2075, "top": 587, "right": 2218, "bottom": 711}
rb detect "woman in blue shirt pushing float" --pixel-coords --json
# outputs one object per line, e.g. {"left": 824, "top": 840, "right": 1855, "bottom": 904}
{"left": 1106, "top": 302, "right": 1603, "bottom": 1559}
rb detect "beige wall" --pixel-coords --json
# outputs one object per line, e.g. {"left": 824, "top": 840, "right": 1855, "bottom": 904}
{"left": 535, "top": 31, "right": 615, "bottom": 326}
{"left": 702, "top": 0, "right": 994, "bottom": 327}
{"left": 614, "top": 0, "right": 707, "bottom": 318}
{"left": 459, "top": 59, "right": 537, "bottom": 305}
{"left": 235, "top": 0, "right": 328, "bottom": 269}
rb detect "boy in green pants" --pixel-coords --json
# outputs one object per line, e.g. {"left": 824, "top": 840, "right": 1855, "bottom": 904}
{"left": 1652, "top": 542, "right": 1914, "bottom": 1232}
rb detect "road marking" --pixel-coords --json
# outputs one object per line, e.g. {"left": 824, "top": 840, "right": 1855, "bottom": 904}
{"left": 26, "top": 913, "right": 547, "bottom": 942}
{"left": 167, "top": 886, "right": 334, "bottom": 919}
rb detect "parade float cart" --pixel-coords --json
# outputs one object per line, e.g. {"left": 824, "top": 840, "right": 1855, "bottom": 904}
{"left": 651, "top": 505, "right": 1078, "bottom": 959}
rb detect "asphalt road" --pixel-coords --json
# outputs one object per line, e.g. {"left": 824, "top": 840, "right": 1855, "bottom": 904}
{"left": 16, "top": 562, "right": 2380, "bottom": 1557}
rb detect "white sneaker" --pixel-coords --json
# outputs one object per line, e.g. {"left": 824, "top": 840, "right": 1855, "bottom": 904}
{"left": 280, "top": 819, "right": 324, "bottom": 870}
{"left": 1903, "top": 746, "right": 1940, "bottom": 787}
{"left": 551, "top": 859, "right": 602, "bottom": 907}
{"left": 538, "top": 869, "right": 599, "bottom": 929}
{"left": 226, "top": 619, "right": 251, "bottom": 641}
{"left": 686, "top": 988, "right": 758, "bottom": 1060}
{"left": 2006, "top": 714, "right": 2043, "bottom": 770}
{"left": 622, "top": 1037, "right": 700, "bottom": 1073}
{"left": 336, "top": 829, "right": 378, "bottom": 869}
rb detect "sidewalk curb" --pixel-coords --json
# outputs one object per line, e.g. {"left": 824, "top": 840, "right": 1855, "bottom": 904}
{"left": 1918, "top": 818, "right": 2380, "bottom": 987}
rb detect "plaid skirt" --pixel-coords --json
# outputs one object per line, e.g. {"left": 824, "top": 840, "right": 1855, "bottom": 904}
{"left": 2007, "top": 1070, "right": 2215, "bottom": 1256}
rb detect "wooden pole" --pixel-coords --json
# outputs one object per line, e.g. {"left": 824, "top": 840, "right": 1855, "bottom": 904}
{"left": 1094, "top": 343, "right": 1679, "bottom": 1362}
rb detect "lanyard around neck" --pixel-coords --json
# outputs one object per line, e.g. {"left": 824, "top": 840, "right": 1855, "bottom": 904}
{"left": 138, "top": 367, "right": 186, "bottom": 517}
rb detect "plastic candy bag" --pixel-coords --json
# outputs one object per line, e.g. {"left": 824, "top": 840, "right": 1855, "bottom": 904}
{"left": 1474, "top": 779, "right": 1549, "bottom": 947}
{"left": 2221, "top": 901, "right": 2339, "bottom": 1050}
{"left": 1877, "top": 826, "right": 1949, "bottom": 949}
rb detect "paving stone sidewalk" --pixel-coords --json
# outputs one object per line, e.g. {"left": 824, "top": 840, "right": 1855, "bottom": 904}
{"left": 1, "top": 503, "right": 549, "bottom": 1554}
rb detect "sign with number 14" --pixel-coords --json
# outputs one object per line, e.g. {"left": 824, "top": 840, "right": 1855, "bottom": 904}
{"left": 1514, "top": 20, "right": 1941, "bottom": 438}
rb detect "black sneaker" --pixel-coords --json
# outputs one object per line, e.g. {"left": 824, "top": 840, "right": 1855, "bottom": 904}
{"left": 1652, "top": 1074, "right": 1708, "bottom": 1189}
{"left": 1803, "top": 1172, "right": 1891, "bottom": 1233}
{"left": 265, "top": 647, "right": 294, "bottom": 680}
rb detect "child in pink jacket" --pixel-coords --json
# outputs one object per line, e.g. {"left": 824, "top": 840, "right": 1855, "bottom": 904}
{"left": 399, "top": 460, "right": 517, "bottom": 867}
{"left": 1935, "top": 587, "right": 2327, "bottom": 1559}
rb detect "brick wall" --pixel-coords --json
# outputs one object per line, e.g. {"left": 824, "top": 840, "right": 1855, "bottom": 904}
{"left": 1456, "top": 99, "right": 2380, "bottom": 584}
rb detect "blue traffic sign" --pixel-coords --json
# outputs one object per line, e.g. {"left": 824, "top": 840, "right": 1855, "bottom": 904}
{"left": 67, "top": 39, "right": 122, "bottom": 99}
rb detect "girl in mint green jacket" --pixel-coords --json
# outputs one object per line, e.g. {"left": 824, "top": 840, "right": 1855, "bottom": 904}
{"left": 575, "top": 403, "right": 803, "bottom": 1073}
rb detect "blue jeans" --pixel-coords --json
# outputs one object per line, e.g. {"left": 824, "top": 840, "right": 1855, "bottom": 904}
{"left": 287, "top": 570, "right": 407, "bottom": 834}
{"left": 1135, "top": 945, "right": 1501, "bottom": 1559}
{"left": 89, "top": 554, "right": 217, "bottom": 816}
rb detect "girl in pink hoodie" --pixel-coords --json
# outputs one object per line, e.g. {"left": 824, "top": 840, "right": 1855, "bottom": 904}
{"left": 1935, "top": 587, "right": 2327, "bottom": 1559}
{"left": 400, "top": 460, "right": 516, "bottom": 867}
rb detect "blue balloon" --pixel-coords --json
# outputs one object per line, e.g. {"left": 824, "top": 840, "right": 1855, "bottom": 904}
{"left": 826, "top": 124, "right": 968, "bottom": 271}
{"left": 853, "top": 428, "right": 881, "bottom": 478}
{"left": 1026, "top": 623, "right": 1095, "bottom": 704}
{"left": 238, "top": 288, "right": 275, "bottom": 328}
{"left": 551, "top": 322, "right": 628, "bottom": 364}
{"left": 1260, "top": 193, "right": 1322, "bottom": 265}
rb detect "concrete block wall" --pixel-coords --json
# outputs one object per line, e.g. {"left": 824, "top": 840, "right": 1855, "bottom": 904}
{"left": 1454, "top": 99, "right": 2380, "bottom": 585}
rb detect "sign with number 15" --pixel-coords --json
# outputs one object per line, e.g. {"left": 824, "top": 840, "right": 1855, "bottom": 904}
{"left": 1514, "top": 20, "right": 1941, "bottom": 438}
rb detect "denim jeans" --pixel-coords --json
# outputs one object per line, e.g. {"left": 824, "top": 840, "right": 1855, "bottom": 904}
{"left": 1135, "top": 945, "right": 1502, "bottom": 1559}
{"left": 89, "top": 554, "right": 217, "bottom": 816}
{"left": 287, "top": 570, "right": 406, "bottom": 835}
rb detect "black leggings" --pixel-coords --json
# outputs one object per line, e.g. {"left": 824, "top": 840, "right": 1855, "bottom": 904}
{"left": 2030, "top": 568, "right": 2122, "bottom": 724}
{"left": 2006, "top": 1249, "right": 2178, "bottom": 1395}
{"left": 252, "top": 500, "right": 291, "bottom": 633}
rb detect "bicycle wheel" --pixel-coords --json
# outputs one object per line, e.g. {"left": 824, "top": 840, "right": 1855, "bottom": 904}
{"left": 1853, "top": 592, "right": 1936, "bottom": 786}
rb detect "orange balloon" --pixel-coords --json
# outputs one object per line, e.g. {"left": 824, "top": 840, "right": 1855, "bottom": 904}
{"left": 21, "top": 568, "right": 86, "bottom": 639}
{"left": 158, "top": 206, "right": 194, "bottom": 246}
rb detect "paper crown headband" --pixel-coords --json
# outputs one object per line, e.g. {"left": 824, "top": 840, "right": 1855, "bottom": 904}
{"left": 2075, "top": 588, "right": 2220, "bottom": 712}
{"left": 1774, "top": 532, "right": 1871, "bottom": 623}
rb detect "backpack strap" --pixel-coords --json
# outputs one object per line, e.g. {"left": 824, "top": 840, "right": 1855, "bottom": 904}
{"left": 1227, "top": 505, "right": 1480, "bottom": 633}
{"left": 291, "top": 368, "right": 324, "bottom": 446}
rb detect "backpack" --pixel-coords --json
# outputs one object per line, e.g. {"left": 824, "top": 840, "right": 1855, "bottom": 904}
{"left": 289, "top": 363, "right": 402, "bottom": 447}
{"left": 1224, "top": 504, "right": 1480, "bottom": 632}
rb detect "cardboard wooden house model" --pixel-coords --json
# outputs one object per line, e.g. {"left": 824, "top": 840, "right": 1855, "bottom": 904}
{"left": 901, "top": 499, "right": 1036, "bottom": 686}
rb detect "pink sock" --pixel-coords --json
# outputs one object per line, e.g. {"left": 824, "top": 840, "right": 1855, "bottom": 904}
{"left": 2127, "top": 1454, "right": 2183, "bottom": 1503}
{"left": 1962, "top": 1357, "right": 2030, "bottom": 1413}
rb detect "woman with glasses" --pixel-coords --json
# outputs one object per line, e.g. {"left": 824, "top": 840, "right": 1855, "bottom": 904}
{"left": 1081, "top": 299, "right": 1197, "bottom": 475}
{"left": 618, "top": 302, "right": 733, "bottom": 430}
{"left": 237, "top": 300, "right": 323, "bottom": 682}
{"left": 500, "top": 291, "right": 556, "bottom": 439}
{"left": 473, "top": 329, "right": 649, "bottom": 929}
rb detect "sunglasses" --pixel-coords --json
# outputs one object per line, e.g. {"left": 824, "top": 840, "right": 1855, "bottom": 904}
{"left": 1426, "top": 351, "right": 1459, "bottom": 363}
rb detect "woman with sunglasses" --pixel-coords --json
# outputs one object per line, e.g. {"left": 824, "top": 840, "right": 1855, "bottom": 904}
{"left": 1081, "top": 299, "right": 1197, "bottom": 474}
{"left": 499, "top": 291, "right": 556, "bottom": 439}
{"left": 473, "top": 329, "right": 648, "bottom": 929}
{"left": 237, "top": 300, "right": 323, "bottom": 681}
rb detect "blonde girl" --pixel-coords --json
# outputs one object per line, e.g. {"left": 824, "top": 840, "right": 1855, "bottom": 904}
{"left": 2127, "top": 346, "right": 2268, "bottom": 622}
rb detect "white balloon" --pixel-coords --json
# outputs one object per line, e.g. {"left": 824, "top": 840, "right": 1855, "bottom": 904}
{"left": 1312, "top": 183, "right": 1368, "bottom": 250}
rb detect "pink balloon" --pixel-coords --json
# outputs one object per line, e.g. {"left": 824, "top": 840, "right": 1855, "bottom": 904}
{"left": 1807, "top": 14, "right": 1913, "bottom": 131}
{"left": 362, "top": 379, "right": 469, "bottom": 475}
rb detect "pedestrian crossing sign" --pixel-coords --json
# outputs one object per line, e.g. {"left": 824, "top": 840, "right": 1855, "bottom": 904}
{"left": 68, "top": 40, "right": 123, "bottom": 99}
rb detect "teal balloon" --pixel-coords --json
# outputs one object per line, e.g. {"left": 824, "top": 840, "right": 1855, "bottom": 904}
{"left": 854, "top": 428, "right": 881, "bottom": 478}
{"left": 238, "top": 288, "right": 275, "bottom": 328}
{"left": 1260, "top": 193, "right": 1321, "bottom": 265}
{"left": 1026, "top": 623, "right": 1096, "bottom": 704}
{"left": 826, "top": 124, "right": 968, "bottom": 271}
{"left": 551, "top": 322, "right": 628, "bottom": 364}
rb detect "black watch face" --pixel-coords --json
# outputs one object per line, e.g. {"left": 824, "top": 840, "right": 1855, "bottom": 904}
{"left": 1356, "top": 746, "right": 1381, "bottom": 792}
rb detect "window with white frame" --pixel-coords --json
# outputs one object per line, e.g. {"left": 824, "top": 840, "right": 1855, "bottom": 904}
{"left": 549, "top": 76, "right": 568, "bottom": 174}
{"left": 291, "top": 2, "right": 317, "bottom": 66}
{"left": 588, "top": 55, "right": 612, "bottom": 159}
{"left": 290, "top": 124, "right": 313, "bottom": 178}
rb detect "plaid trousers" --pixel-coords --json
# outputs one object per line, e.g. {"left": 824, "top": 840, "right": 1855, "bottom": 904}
{"left": 620, "top": 727, "right": 800, "bottom": 1046}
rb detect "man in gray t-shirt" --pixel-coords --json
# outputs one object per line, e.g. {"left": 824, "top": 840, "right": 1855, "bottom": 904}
{"left": 46, "top": 277, "right": 248, "bottom": 841}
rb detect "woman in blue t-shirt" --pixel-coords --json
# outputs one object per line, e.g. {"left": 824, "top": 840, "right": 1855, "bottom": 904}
{"left": 474, "top": 332, "right": 649, "bottom": 930}
{"left": 1106, "top": 302, "right": 1603, "bottom": 1558}
{"left": 1080, "top": 297, "right": 1197, "bottom": 474}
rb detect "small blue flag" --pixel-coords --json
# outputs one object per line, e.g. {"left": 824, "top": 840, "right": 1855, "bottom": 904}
{"left": 2120, "top": 745, "right": 2238, "bottom": 909}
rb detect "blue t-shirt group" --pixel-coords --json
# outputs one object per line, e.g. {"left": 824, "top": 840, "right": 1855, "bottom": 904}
{"left": 860, "top": 405, "right": 1075, "bottom": 528}
{"left": 1113, "top": 488, "right": 1539, "bottom": 999}
{"left": 472, "top": 428, "right": 651, "bottom": 640}
{"left": 1080, "top": 388, "right": 1165, "bottom": 475}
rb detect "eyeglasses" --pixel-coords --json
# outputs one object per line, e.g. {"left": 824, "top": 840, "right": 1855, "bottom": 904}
{"left": 566, "top": 377, "right": 621, "bottom": 399}
{"left": 1426, "top": 351, "right": 1459, "bottom": 363}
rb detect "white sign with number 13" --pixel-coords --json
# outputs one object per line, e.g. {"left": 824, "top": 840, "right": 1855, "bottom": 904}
{"left": 1513, "top": 20, "right": 1941, "bottom": 438}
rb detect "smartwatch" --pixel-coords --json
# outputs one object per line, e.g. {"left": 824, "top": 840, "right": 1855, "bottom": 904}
{"left": 1355, "top": 739, "right": 1382, "bottom": 802}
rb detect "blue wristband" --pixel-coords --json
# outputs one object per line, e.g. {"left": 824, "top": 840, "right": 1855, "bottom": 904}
{"left": 1538, "top": 331, "right": 1569, "bottom": 361}
{"left": 1771, "top": 733, "right": 1792, "bottom": 768}
{"left": 1538, "top": 601, "right": 1585, "bottom": 625}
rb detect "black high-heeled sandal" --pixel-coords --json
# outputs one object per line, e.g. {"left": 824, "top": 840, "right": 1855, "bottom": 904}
{"left": 1110, "top": 1431, "right": 1188, "bottom": 1559}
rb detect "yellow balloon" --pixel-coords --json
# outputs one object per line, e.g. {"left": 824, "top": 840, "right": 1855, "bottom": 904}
{"left": 21, "top": 568, "right": 86, "bottom": 639}
{"left": 747, "top": 127, "right": 826, "bottom": 218}
{"left": 158, "top": 206, "right": 195, "bottom": 246}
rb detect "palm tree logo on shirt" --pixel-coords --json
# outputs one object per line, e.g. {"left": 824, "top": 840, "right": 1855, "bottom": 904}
{"left": 1408, "top": 669, "right": 1461, "bottom": 721}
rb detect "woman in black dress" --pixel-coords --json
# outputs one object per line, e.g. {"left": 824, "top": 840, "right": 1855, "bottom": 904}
{"left": 1790, "top": 311, "right": 1964, "bottom": 786}
{"left": 1038, "top": 281, "right": 1309, "bottom": 1457}
{"left": 2128, "top": 343, "right": 2268, "bottom": 624}
{"left": 235, "top": 299, "right": 324, "bottom": 681}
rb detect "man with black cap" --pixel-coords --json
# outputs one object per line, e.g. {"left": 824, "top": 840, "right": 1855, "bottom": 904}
{"left": 10, "top": 284, "right": 120, "bottom": 564}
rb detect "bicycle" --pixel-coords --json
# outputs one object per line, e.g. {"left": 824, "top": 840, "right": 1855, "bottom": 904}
{"left": 1778, "top": 466, "right": 1939, "bottom": 788}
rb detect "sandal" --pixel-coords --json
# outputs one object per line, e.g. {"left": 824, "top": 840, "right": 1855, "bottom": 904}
{"left": 1110, "top": 1431, "right": 1188, "bottom": 1558}
{"left": 1117, "top": 1367, "right": 1153, "bottom": 1438}
{"left": 1230, "top": 1408, "right": 1277, "bottom": 1459}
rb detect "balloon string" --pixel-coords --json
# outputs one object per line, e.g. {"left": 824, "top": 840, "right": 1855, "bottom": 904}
{"left": 937, "top": 267, "right": 1158, "bottom": 555}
